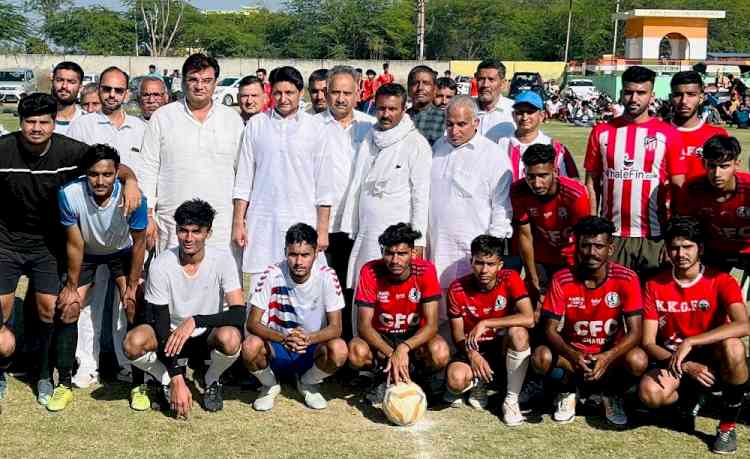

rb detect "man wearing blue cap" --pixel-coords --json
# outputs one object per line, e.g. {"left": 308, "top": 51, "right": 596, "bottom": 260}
{"left": 497, "top": 91, "right": 579, "bottom": 181}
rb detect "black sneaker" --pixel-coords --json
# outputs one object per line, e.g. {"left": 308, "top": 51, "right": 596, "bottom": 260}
{"left": 203, "top": 381, "right": 224, "bottom": 412}
{"left": 712, "top": 427, "right": 737, "bottom": 455}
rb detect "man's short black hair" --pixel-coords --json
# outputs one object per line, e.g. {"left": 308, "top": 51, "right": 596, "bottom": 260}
{"left": 407, "top": 65, "right": 437, "bottom": 87}
{"left": 238, "top": 75, "right": 263, "bottom": 90}
{"left": 285, "top": 223, "right": 318, "bottom": 249}
{"left": 671, "top": 71, "right": 703, "bottom": 90}
{"left": 573, "top": 216, "right": 615, "bottom": 240}
{"left": 664, "top": 216, "right": 705, "bottom": 247}
{"left": 702, "top": 135, "right": 741, "bottom": 162}
{"left": 99, "top": 66, "right": 130, "bottom": 87}
{"left": 375, "top": 83, "right": 407, "bottom": 107}
{"left": 81, "top": 143, "right": 120, "bottom": 171}
{"left": 257, "top": 68, "right": 267, "bottom": 75}
{"left": 436, "top": 77, "right": 457, "bottom": 92}
{"left": 366, "top": 69, "right": 376, "bottom": 76}
{"left": 522, "top": 143, "right": 556, "bottom": 167}
{"left": 378, "top": 223, "right": 422, "bottom": 249}
{"left": 622, "top": 66, "right": 656, "bottom": 86}
{"left": 270, "top": 66, "right": 304, "bottom": 91}
{"left": 18, "top": 93, "right": 57, "bottom": 119}
{"left": 470, "top": 235, "right": 505, "bottom": 259}
{"left": 182, "top": 53, "right": 220, "bottom": 80}
{"left": 383, "top": 62, "right": 390, "bottom": 70}
{"left": 308, "top": 68, "right": 328, "bottom": 87}
{"left": 53, "top": 61, "right": 83, "bottom": 83}
{"left": 475, "top": 59, "right": 506, "bottom": 79}
{"left": 174, "top": 199, "right": 216, "bottom": 230}
{"left": 149, "top": 64, "right": 156, "bottom": 70}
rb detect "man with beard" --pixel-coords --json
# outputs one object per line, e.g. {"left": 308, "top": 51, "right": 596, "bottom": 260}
{"left": 532, "top": 216, "right": 647, "bottom": 426}
{"left": 474, "top": 60, "right": 515, "bottom": 142}
{"left": 306, "top": 68, "right": 328, "bottom": 115}
{"left": 434, "top": 77, "right": 457, "bottom": 111}
{"left": 669, "top": 71, "right": 727, "bottom": 181}
{"left": 406, "top": 65, "right": 445, "bottom": 146}
{"left": 67, "top": 66, "right": 147, "bottom": 388}
{"left": 138, "top": 76, "right": 169, "bottom": 121}
{"left": 52, "top": 61, "right": 85, "bottom": 136}
{"left": 237, "top": 75, "right": 267, "bottom": 124}
{"left": 584, "top": 66, "right": 686, "bottom": 275}
{"left": 340, "top": 84, "right": 432, "bottom": 295}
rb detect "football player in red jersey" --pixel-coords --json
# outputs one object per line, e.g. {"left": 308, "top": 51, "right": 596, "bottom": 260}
{"left": 512, "top": 144, "right": 591, "bottom": 308}
{"left": 638, "top": 217, "right": 748, "bottom": 455}
{"left": 348, "top": 223, "right": 450, "bottom": 404}
{"left": 673, "top": 135, "right": 750, "bottom": 272}
{"left": 669, "top": 71, "right": 727, "bottom": 182}
{"left": 532, "top": 216, "right": 648, "bottom": 426}
{"left": 444, "top": 235, "right": 534, "bottom": 425}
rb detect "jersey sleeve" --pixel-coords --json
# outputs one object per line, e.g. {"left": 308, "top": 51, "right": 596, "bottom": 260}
{"left": 322, "top": 268, "right": 345, "bottom": 313}
{"left": 506, "top": 271, "right": 529, "bottom": 304}
{"left": 57, "top": 188, "right": 78, "bottom": 227}
{"left": 249, "top": 268, "right": 274, "bottom": 311}
{"left": 665, "top": 130, "right": 687, "bottom": 176}
{"left": 621, "top": 273, "right": 643, "bottom": 316}
{"left": 219, "top": 253, "right": 242, "bottom": 295}
{"left": 541, "top": 275, "right": 566, "bottom": 320}
{"left": 419, "top": 262, "right": 442, "bottom": 303}
{"left": 583, "top": 126, "right": 603, "bottom": 174}
{"left": 354, "top": 264, "right": 377, "bottom": 307}
{"left": 642, "top": 281, "right": 658, "bottom": 321}
{"left": 127, "top": 195, "right": 149, "bottom": 231}
{"left": 144, "top": 257, "right": 170, "bottom": 306}
{"left": 446, "top": 282, "right": 464, "bottom": 319}
{"left": 717, "top": 273, "right": 744, "bottom": 310}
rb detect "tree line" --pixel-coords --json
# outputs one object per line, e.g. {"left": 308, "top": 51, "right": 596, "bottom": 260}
{"left": 1, "top": 0, "right": 748, "bottom": 60}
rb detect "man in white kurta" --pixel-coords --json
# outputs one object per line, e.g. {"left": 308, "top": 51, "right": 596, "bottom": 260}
{"left": 340, "top": 83, "right": 432, "bottom": 291}
{"left": 232, "top": 66, "right": 334, "bottom": 281}
{"left": 140, "top": 54, "right": 244, "bottom": 255}
{"left": 475, "top": 59, "right": 516, "bottom": 142}
{"left": 428, "top": 96, "right": 513, "bottom": 317}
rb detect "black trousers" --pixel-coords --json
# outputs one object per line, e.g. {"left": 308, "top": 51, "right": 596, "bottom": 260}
{"left": 325, "top": 232, "right": 354, "bottom": 340}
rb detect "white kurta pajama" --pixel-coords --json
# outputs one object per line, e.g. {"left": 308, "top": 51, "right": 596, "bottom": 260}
{"left": 139, "top": 100, "right": 244, "bottom": 253}
{"left": 428, "top": 133, "right": 514, "bottom": 290}
{"left": 340, "top": 116, "right": 432, "bottom": 289}
{"left": 233, "top": 109, "right": 334, "bottom": 274}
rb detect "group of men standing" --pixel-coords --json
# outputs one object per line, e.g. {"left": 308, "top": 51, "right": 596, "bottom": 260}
{"left": 0, "top": 54, "right": 748, "bottom": 455}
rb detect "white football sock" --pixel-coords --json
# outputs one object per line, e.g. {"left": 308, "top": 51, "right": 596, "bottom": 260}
{"left": 505, "top": 347, "right": 531, "bottom": 404}
{"left": 205, "top": 349, "right": 240, "bottom": 386}
{"left": 252, "top": 366, "right": 277, "bottom": 387}
{"left": 131, "top": 351, "right": 171, "bottom": 386}
{"left": 300, "top": 364, "right": 333, "bottom": 385}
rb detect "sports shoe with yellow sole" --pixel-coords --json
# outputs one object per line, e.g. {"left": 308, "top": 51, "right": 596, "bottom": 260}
{"left": 130, "top": 385, "right": 151, "bottom": 412}
{"left": 47, "top": 385, "right": 73, "bottom": 412}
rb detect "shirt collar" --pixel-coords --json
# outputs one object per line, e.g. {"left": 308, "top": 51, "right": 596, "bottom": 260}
{"left": 95, "top": 110, "right": 136, "bottom": 130}
{"left": 181, "top": 99, "right": 216, "bottom": 121}
{"left": 449, "top": 131, "right": 481, "bottom": 150}
{"left": 271, "top": 107, "right": 301, "bottom": 122}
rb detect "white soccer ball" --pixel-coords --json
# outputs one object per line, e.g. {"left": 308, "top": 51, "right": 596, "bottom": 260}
{"left": 382, "top": 382, "right": 427, "bottom": 426}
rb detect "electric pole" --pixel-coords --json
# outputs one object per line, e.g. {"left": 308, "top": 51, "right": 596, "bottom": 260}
{"left": 563, "top": 0, "right": 573, "bottom": 63}
{"left": 612, "top": 0, "right": 621, "bottom": 59}
{"left": 416, "top": 0, "right": 426, "bottom": 61}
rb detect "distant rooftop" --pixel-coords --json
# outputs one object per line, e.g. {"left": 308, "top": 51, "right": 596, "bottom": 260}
{"left": 614, "top": 9, "right": 726, "bottom": 20}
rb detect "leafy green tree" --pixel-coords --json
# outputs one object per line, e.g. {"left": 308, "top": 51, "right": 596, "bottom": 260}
{"left": 44, "top": 7, "right": 136, "bottom": 55}
{"left": 0, "top": 1, "right": 30, "bottom": 46}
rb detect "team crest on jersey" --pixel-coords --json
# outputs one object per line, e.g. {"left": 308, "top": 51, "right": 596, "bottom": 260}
{"left": 605, "top": 291, "right": 620, "bottom": 308}
{"left": 558, "top": 207, "right": 568, "bottom": 219}
{"left": 644, "top": 136, "right": 659, "bottom": 150}
{"left": 737, "top": 207, "right": 750, "bottom": 219}
{"left": 698, "top": 299, "right": 710, "bottom": 311}
{"left": 494, "top": 296, "right": 507, "bottom": 311}
{"left": 529, "top": 208, "right": 539, "bottom": 217}
{"left": 408, "top": 288, "right": 421, "bottom": 303}
{"left": 378, "top": 291, "right": 390, "bottom": 303}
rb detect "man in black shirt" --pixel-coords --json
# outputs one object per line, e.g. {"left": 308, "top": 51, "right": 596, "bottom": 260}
{"left": 0, "top": 93, "right": 141, "bottom": 409}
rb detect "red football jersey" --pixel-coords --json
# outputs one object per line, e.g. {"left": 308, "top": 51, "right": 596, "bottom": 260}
{"left": 673, "top": 172, "right": 750, "bottom": 254}
{"left": 584, "top": 117, "right": 686, "bottom": 238}
{"left": 672, "top": 120, "right": 727, "bottom": 182}
{"left": 643, "top": 268, "right": 742, "bottom": 351}
{"left": 511, "top": 176, "right": 590, "bottom": 265}
{"left": 542, "top": 263, "right": 642, "bottom": 354}
{"left": 447, "top": 270, "right": 529, "bottom": 342}
{"left": 355, "top": 258, "right": 442, "bottom": 335}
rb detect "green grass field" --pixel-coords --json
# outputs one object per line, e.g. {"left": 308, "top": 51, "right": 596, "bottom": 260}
{"left": 2, "top": 115, "right": 750, "bottom": 457}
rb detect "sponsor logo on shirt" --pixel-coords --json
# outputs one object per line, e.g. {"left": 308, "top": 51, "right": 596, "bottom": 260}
{"left": 655, "top": 299, "right": 712, "bottom": 313}
{"left": 568, "top": 296, "right": 585, "bottom": 309}
{"left": 378, "top": 291, "right": 390, "bottom": 303}
{"left": 408, "top": 288, "right": 421, "bottom": 303}
{"left": 494, "top": 296, "right": 507, "bottom": 311}
{"left": 605, "top": 169, "right": 658, "bottom": 180}
{"left": 605, "top": 291, "right": 620, "bottom": 308}
{"left": 573, "top": 319, "right": 619, "bottom": 344}
{"left": 378, "top": 312, "right": 419, "bottom": 330}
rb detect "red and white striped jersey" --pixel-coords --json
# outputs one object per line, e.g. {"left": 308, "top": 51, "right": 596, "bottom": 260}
{"left": 584, "top": 117, "right": 686, "bottom": 238}
{"left": 498, "top": 131, "right": 580, "bottom": 181}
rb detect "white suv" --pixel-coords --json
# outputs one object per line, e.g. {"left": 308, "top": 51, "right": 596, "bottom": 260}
{"left": 564, "top": 79, "right": 599, "bottom": 101}
{"left": 212, "top": 76, "right": 241, "bottom": 106}
{"left": 0, "top": 68, "right": 35, "bottom": 103}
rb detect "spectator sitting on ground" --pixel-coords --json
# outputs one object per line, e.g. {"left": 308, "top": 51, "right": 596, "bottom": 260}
{"left": 732, "top": 95, "right": 750, "bottom": 129}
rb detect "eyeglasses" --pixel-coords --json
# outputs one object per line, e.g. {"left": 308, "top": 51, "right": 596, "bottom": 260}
{"left": 186, "top": 78, "right": 215, "bottom": 86}
{"left": 100, "top": 85, "right": 127, "bottom": 95}
{"left": 141, "top": 92, "right": 165, "bottom": 98}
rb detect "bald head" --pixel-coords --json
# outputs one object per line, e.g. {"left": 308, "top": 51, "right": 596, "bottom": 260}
{"left": 446, "top": 95, "right": 479, "bottom": 146}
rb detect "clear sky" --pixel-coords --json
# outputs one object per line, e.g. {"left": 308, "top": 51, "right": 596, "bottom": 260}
{"left": 71, "top": 0, "right": 282, "bottom": 11}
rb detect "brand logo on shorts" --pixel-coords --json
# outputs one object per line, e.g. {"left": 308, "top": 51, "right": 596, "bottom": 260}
{"left": 605, "top": 291, "right": 620, "bottom": 308}
{"left": 494, "top": 296, "right": 507, "bottom": 311}
{"left": 408, "top": 288, "right": 421, "bottom": 303}
{"left": 378, "top": 291, "right": 390, "bottom": 303}
{"left": 737, "top": 207, "right": 750, "bottom": 219}
{"left": 698, "top": 299, "right": 710, "bottom": 311}
{"left": 558, "top": 207, "right": 568, "bottom": 219}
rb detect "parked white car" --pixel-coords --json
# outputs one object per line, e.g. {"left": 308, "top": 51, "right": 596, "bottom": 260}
{"left": 212, "top": 76, "right": 241, "bottom": 106}
{"left": 564, "top": 79, "right": 600, "bottom": 101}
{"left": 0, "top": 68, "right": 35, "bottom": 103}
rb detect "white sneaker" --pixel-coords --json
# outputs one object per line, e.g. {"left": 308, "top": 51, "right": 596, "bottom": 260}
{"left": 603, "top": 395, "right": 627, "bottom": 426}
{"left": 443, "top": 390, "right": 465, "bottom": 408}
{"left": 296, "top": 378, "right": 327, "bottom": 410}
{"left": 553, "top": 392, "right": 576, "bottom": 423}
{"left": 116, "top": 366, "right": 133, "bottom": 383}
{"left": 72, "top": 369, "right": 99, "bottom": 389}
{"left": 253, "top": 384, "right": 281, "bottom": 411}
{"left": 467, "top": 380, "right": 488, "bottom": 410}
{"left": 502, "top": 398, "right": 525, "bottom": 426}
{"left": 366, "top": 382, "right": 386, "bottom": 406}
